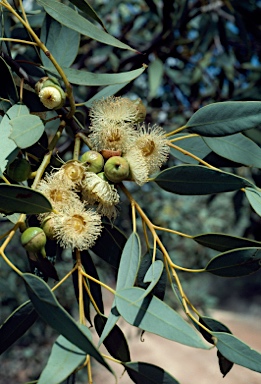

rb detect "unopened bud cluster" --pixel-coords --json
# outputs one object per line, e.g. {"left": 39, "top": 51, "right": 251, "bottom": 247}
{"left": 35, "top": 96, "right": 169, "bottom": 251}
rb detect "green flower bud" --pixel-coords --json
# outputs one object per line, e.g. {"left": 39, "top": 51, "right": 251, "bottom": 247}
{"left": 80, "top": 151, "right": 104, "bottom": 173}
{"left": 41, "top": 216, "right": 55, "bottom": 241}
{"left": 36, "top": 77, "right": 66, "bottom": 109}
{"left": 7, "top": 158, "right": 31, "bottom": 182}
{"left": 104, "top": 156, "right": 130, "bottom": 183}
{"left": 21, "top": 227, "right": 47, "bottom": 257}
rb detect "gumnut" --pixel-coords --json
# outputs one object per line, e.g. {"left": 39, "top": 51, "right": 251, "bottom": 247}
{"left": 104, "top": 156, "right": 130, "bottom": 183}
{"left": 36, "top": 77, "right": 66, "bottom": 109}
{"left": 20, "top": 227, "right": 47, "bottom": 257}
{"left": 41, "top": 216, "right": 55, "bottom": 241}
{"left": 7, "top": 158, "right": 32, "bottom": 182}
{"left": 80, "top": 151, "right": 104, "bottom": 173}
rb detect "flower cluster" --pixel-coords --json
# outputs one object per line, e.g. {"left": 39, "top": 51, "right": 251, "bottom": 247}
{"left": 88, "top": 96, "right": 169, "bottom": 185}
{"left": 37, "top": 96, "right": 169, "bottom": 251}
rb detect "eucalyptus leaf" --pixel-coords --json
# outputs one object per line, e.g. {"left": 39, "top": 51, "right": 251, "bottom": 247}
{"left": 0, "top": 184, "right": 52, "bottom": 214}
{"left": 0, "top": 301, "right": 38, "bottom": 355}
{"left": 116, "top": 287, "right": 209, "bottom": 349}
{"left": 94, "top": 314, "right": 130, "bottom": 362}
{"left": 40, "top": 14, "right": 80, "bottom": 68}
{"left": 23, "top": 273, "right": 113, "bottom": 373}
{"left": 154, "top": 165, "right": 252, "bottom": 195}
{"left": 213, "top": 332, "right": 261, "bottom": 373}
{"left": 245, "top": 187, "right": 261, "bottom": 217}
{"left": 38, "top": 326, "right": 89, "bottom": 384}
{"left": 205, "top": 247, "right": 261, "bottom": 277}
{"left": 148, "top": 58, "right": 164, "bottom": 100}
{"left": 203, "top": 133, "right": 261, "bottom": 167}
{"left": 170, "top": 134, "right": 211, "bottom": 164}
{"left": 69, "top": 0, "right": 107, "bottom": 30}
{"left": 36, "top": 0, "right": 137, "bottom": 51}
{"left": 46, "top": 66, "right": 146, "bottom": 86}
{"left": 193, "top": 232, "right": 261, "bottom": 252}
{"left": 10, "top": 113, "right": 45, "bottom": 148}
{"left": 124, "top": 361, "right": 180, "bottom": 384}
{"left": 186, "top": 101, "right": 261, "bottom": 136}
{"left": 116, "top": 232, "right": 141, "bottom": 291}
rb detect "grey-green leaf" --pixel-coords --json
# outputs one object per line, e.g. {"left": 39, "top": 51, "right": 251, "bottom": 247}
{"left": 205, "top": 248, "right": 261, "bottom": 277}
{"left": 186, "top": 101, "right": 261, "bottom": 136}
{"left": 203, "top": 133, "right": 261, "bottom": 168}
{"left": 40, "top": 14, "right": 80, "bottom": 68}
{"left": 245, "top": 187, "right": 261, "bottom": 217}
{"left": 23, "top": 273, "right": 113, "bottom": 373}
{"left": 38, "top": 326, "right": 89, "bottom": 384}
{"left": 170, "top": 134, "right": 211, "bottom": 164}
{"left": 0, "top": 185, "right": 52, "bottom": 214}
{"left": 45, "top": 66, "right": 146, "bottom": 86}
{"left": 36, "top": 0, "right": 137, "bottom": 51}
{"left": 154, "top": 165, "right": 252, "bottom": 195}
{"left": 116, "top": 232, "right": 141, "bottom": 291}
{"left": 10, "top": 113, "right": 45, "bottom": 149}
{"left": 116, "top": 287, "right": 209, "bottom": 349}
{"left": 213, "top": 332, "right": 261, "bottom": 373}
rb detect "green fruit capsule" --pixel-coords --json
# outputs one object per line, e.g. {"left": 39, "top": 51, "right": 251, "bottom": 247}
{"left": 80, "top": 151, "right": 104, "bottom": 173}
{"left": 21, "top": 227, "right": 47, "bottom": 257}
{"left": 7, "top": 159, "right": 31, "bottom": 182}
{"left": 104, "top": 156, "right": 130, "bottom": 183}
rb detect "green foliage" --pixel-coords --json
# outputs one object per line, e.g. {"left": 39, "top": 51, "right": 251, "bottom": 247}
{"left": 0, "top": 1, "right": 261, "bottom": 383}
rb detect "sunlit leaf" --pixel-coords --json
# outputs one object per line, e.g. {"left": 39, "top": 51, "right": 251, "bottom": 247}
{"left": 203, "top": 133, "right": 261, "bottom": 167}
{"left": 154, "top": 165, "right": 252, "bottom": 195}
{"left": 36, "top": 0, "right": 137, "bottom": 51}
{"left": 0, "top": 185, "right": 52, "bottom": 214}
{"left": 69, "top": 0, "right": 107, "bottom": 30}
{"left": 186, "top": 101, "right": 261, "bottom": 136}
{"left": 205, "top": 248, "right": 261, "bottom": 277}
{"left": 94, "top": 314, "right": 130, "bottom": 362}
{"left": 245, "top": 187, "right": 261, "bottom": 216}
{"left": 10, "top": 114, "right": 45, "bottom": 149}
{"left": 116, "top": 232, "right": 141, "bottom": 290}
{"left": 116, "top": 287, "right": 209, "bottom": 349}
{"left": 38, "top": 326, "right": 89, "bottom": 384}
{"left": 213, "top": 332, "right": 261, "bottom": 373}
{"left": 40, "top": 14, "right": 80, "bottom": 68}
{"left": 23, "top": 273, "right": 113, "bottom": 373}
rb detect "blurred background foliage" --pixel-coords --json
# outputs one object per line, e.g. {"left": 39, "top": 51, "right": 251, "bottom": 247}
{"left": 1, "top": 0, "right": 261, "bottom": 382}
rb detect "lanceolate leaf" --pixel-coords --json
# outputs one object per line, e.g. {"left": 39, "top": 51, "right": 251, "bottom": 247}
{"left": 23, "top": 273, "right": 113, "bottom": 373}
{"left": 36, "top": 0, "right": 137, "bottom": 51}
{"left": 0, "top": 301, "right": 38, "bottom": 355}
{"left": 213, "top": 332, "right": 261, "bottom": 373}
{"left": 123, "top": 362, "right": 180, "bottom": 384}
{"left": 198, "top": 316, "right": 232, "bottom": 345}
{"left": 116, "top": 232, "right": 141, "bottom": 290}
{"left": 69, "top": 0, "right": 107, "bottom": 30}
{"left": 205, "top": 248, "right": 261, "bottom": 277}
{"left": 245, "top": 187, "right": 261, "bottom": 217}
{"left": 116, "top": 287, "right": 209, "bottom": 349}
{"left": 94, "top": 314, "right": 130, "bottom": 362}
{"left": 170, "top": 134, "right": 211, "bottom": 164}
{"left": 203, "top": 133, "right": 261, "bottom": 167}
{"left": 40, "top": 14, "right": 80, "bottom": 68}
{"left": 154, "top": 165, "right": 252, "bottom": 195}
{"left": 186, "top": 101, "right": 261, "bottom": 136}
{"left": 193, "top": 233, "right": 261, "bottom": 252}
{"left": 38, "top": 327, "right": 89, "bottom": 384}
{"left": 0, "top": 185, "right": 52, "bottom": 214}
{"left": 46, "top": 66, "right": 146, "bottom": 86}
